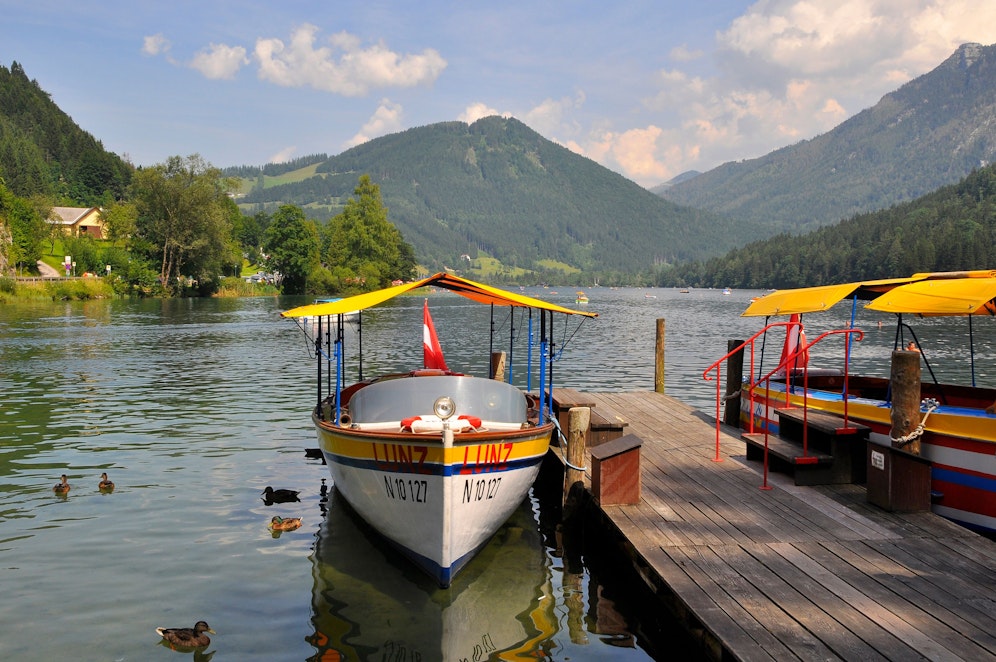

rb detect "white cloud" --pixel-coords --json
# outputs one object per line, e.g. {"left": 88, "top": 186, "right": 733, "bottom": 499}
{"left": 345, "top": 99, "right": 404, "bottom": 148}
{"left": 268, "top": 146, "right": 297, "bottom": 163}
{"left": 590, "top": 0, "right": 996, "bottom": 185}
{"left": 142, "top": 34, "right": 170, "bottom": 56}
{"left": 255, "top": 24, "right": 447, "bottom": 96}
{"left": 190, "top": 43, "right": 249, "bottom": 80}
{"left": 459, "top": 102, "right": 504, "bottom": 124}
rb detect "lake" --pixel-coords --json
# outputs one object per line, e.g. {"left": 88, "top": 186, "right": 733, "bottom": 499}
{"left": 2, "top": 286, "right": 993, "bottom": 660}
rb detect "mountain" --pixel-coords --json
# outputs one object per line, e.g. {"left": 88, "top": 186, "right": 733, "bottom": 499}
{"left": 660, "top": 43, "right": 996, "bottom": 234}
{"left": 238, "top": 117, "right": 759, "bottom": 276}
{"left": 657, "top": 162, "right": 996, "bottom": 289}
{"left": 0, "top": 61, "right": 131, "bottom": 204}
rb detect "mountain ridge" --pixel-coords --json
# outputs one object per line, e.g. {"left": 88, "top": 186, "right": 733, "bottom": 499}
{"left": 659, "top": 42, "right": 996, "bottom": 233}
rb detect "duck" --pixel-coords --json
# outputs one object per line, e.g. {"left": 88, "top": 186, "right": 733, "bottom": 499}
{"left": 98, "top": 472, "right": 114, "bottom": 491}
{"left": 155, "top": 620, "right": 216, "bottom": 648}
{"left": 53, "top": 474, "right": 71, "bottom": 494}
{"left": 269, "top": 515, "right": 302, "bottom": 531}
{"left": 261, "top": 486, "right": 300, "bottom": 503}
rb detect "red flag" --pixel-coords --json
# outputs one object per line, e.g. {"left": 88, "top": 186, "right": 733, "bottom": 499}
{"left": 423, "top": 300, "right": 448, "bottom": 370}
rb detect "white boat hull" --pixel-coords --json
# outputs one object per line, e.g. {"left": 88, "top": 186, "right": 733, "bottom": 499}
{"left": 314, "top": 375, "right": 553, "bottom": 586}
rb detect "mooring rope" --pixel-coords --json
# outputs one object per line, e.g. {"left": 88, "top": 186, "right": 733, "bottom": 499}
{"left": 891, "top": 398, "right": 939, "bottom": 447}
{"left": 551, "top": 413, "right": 587, "bottom": 471}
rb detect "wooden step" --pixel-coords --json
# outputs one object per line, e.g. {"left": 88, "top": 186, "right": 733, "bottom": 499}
{"left": 742, "top": 433, "right": 833, "bottom": 465}
{"left": 775, "top": 407, "right": 869, "bottom": 437}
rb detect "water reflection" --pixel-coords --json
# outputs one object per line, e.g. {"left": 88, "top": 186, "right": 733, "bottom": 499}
{"left": 308, "top": 490, "right": 556, "bottom": 661}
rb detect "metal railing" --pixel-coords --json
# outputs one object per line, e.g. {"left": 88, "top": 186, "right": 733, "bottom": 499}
{"left": 704, "top": 322, "right": 863, "bottom": 488}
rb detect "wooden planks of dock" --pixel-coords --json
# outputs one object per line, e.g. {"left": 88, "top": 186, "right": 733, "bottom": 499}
{"left": 561, "top": 391, "right": 996, "bottom": 662}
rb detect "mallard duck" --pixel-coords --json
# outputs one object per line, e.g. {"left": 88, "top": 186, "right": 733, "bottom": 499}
{"left": 53, "top": 474, "right": 71, "bottom": 494}
{"left": 269, "top": 515, "right": 302, "bottom": 531}
{"left": 98, "top": 472, "right": 114, "bottom": 491}
{"left": 155, "top": 620, "right": 216, "bottom": 648}
{"left": 261, "top": 486, "right": 300, "bottom": 503}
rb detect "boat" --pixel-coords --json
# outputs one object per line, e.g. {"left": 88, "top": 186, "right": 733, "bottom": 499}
{"left": 730, "top": 270, "right": 996, "bottom": 534}
{"left": 575, "top": 290, "right": 589, "bottom": 304}
{"left": 281, "top": 273, "right": 596, "bottom": 586}
{"left": 722, "top": 287, "right": 732, "bottom": 295}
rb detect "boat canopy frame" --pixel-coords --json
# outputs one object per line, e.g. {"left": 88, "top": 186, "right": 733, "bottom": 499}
{"left": 282, "top": 273, "right": 597, "bottom": 427}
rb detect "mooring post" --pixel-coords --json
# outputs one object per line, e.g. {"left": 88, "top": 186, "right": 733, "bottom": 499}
{"left": 565, "top": 406, "right": 590, "bottom": 502}
{"left": 724, "top": 338, "right": 745, "bottom": 427}
{"left": 890, "top": 349, "right": 922, "bottom": 454}
{"left": 655, "top": 318, "right": 665, "bottom": 393}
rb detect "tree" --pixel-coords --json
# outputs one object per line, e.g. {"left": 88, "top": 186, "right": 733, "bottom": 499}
{"left": 325, "top": 175, "right": 416, "bottom": 291}
{"left": 263, "top": 204, "right": 319, "bottom": 294}
{"left": 100, "top": 200, "right": 138, "bottom": 246}
{"left": 130, "top": 155, "right": 236, "bottom": 295}
{"left": 1, "top": 179, "right": 46, "bottom": 274}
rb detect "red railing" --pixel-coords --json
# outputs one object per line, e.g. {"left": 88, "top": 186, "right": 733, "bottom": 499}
{"left": 703, "top": 322, "right": 863, "bottom": 487}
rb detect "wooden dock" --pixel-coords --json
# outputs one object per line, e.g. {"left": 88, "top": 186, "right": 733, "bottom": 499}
{"left": 560, "top": 391, "right": 996, "bottom": 661}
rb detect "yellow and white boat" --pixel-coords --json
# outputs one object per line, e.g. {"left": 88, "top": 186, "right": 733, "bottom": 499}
{"left": 282, "top": 273, "right": 596, "bottom": 586}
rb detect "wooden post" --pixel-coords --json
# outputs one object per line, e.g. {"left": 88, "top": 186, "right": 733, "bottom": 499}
{"left": 654, "top": 318, "right": 665, "bottom": 393}
{"left": 723, "top": 339, "right": 745, "bottom": 427}
{"left": 890, "top": 350, "right": 922, "bottom": 454}
{"left": 490, "top": 351, "right": 506, "bottom": 381}
{"left": 565, "top": 407, "right": 590, "bottom": 500}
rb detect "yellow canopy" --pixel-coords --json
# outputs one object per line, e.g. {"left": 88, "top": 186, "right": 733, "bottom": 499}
{"left": 281, "top": 272, "right": 599, "bottom": 319}
{"left": 741, "top": 277, "right": 921, "bottom": 317}
{"left": 741, "top": 270, "right": 996, "bottom": 317}
{"left": 865, "top": 277, "right": 996, "bottom": 316}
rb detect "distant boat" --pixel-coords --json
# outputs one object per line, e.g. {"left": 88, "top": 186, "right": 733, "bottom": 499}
{"left": 679, "top": 288, "right": 690, "bottom": 294}
{"left": 644, "top": 293, "right": 657, "bottom": 299}
{"left": 722, "top": 287, "right": 732, "bottom": 295}
{"left": 575, "top": 291, "right": 589, "bottom": 304}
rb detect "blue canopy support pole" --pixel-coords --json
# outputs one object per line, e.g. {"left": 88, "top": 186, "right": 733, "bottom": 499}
{"left": 547, "top": 310, "right": 555, "bottom": 419}
{"left": 334, "top": 316, "right": 344, "bottom": 425}
{"left": 526, "top": 310, "right": 534, "bottom": 392}
{"left": 538, "top": 308, "right": 548, "bottom": 425}
{"left": 316, "top": 315, "right": 323, "bottom": 412}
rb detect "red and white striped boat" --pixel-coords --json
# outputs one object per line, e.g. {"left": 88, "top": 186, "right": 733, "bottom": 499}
{"left": 738, "top": 271, "right": 996, "bottom": 534}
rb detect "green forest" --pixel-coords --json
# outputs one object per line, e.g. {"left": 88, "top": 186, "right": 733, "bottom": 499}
{"left": 655, "top": 164, "right": 996, "bottom": 288}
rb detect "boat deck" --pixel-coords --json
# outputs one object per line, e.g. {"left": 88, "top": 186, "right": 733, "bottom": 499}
{"left": 570, "top": 391, "right": 996, "bottom": 661}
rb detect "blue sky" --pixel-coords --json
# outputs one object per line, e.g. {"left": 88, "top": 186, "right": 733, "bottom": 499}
{"left": 3, "top": 1, "right": 995, "bottom": 187}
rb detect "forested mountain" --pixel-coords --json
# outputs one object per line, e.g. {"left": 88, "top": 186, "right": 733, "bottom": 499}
{"left": 238, "top": 117, "right": 756, "bottom": 276}
{"left": 0, "top": 61, "right": 132, "bottom": 205}
{"left": 657, "top": 163, "right": 996, "bottom": 289}
{"left": 659, "top": 43, "right": 996, "bottom": 235}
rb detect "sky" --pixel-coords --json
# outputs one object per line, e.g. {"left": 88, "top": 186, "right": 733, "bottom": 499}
{"left": 3, "top": 1, "right": 996, "bottom": 188}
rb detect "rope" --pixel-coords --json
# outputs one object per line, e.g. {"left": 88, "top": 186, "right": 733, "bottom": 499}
{"left": 891, "top": 398, "right": 939, "bottom": 447}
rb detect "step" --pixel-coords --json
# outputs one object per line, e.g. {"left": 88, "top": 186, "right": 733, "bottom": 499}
{"left": 775, "top": 407, "right": 870, "bottom": 437}
{"left": 742, "top": 433, "right": 833, "bottom": 465}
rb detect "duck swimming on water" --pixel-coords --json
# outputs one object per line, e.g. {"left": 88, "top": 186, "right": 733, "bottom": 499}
{"left": 53, "top": 475, "right": 71, "bottom": 494}
{"left": 269, "top": 516, "right": 302, "bottom": 531}
{"left": 155, "top": 620, "right": 216, "bottom": 648}
{"left": 98, "top": 472, "right": 114, "bottom": 491}
{"left": 261, "top": 486, "right": 300, "bottom": 503}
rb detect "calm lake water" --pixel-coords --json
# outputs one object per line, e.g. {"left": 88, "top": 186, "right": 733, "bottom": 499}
{"left": 2, "top": 286, "right": 993, "bottom": 661}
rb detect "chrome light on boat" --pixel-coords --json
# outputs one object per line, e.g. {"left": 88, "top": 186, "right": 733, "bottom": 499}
{"left": 434, "top": 396, "right": 456, "bottom": 420}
